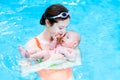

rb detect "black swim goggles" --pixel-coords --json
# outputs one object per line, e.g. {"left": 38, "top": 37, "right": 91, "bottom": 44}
{"left": 47, "top": 12, "right": 70, "bottom": 19}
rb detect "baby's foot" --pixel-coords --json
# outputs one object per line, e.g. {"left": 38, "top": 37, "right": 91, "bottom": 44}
{"left": 18, "top": 46, "right": 29, "bottom": 58}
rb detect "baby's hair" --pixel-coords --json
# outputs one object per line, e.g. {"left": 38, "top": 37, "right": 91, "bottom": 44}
{"left": 68, "top": 30, "right": 80, "bottom": 45}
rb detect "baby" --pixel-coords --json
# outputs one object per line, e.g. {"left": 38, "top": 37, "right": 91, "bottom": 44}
{"left": 54, "top": 30, "right": 80, "bottom": 61}
{"left": 19, "top": 31, "right": 80, "bottom": 62}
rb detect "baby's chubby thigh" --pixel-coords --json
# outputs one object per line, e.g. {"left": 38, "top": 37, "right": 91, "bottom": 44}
{"left": 47, "top": 52, "right": 64, "bottom": 61}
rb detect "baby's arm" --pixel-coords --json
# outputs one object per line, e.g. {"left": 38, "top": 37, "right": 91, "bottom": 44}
{"left": 56, "top": 46, "right": 76, "bottom": 61}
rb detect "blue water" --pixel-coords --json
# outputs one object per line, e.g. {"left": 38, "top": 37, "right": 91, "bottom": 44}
{"left": 0, "top": 0, "right": 120, "bottom": 80}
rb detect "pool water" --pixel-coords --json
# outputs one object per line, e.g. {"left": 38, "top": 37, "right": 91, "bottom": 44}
{"left": 0, "top": 0, "right": 120, "bottom": 80}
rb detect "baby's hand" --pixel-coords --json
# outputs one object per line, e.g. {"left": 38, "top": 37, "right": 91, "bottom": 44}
{"left": 50, "top": 35, "right": 57, "bottom": 50}
{"left": 56, "top": 47, "right": 68, "bottom": 54}
{"left": 50, "top": 34, "right": 57, "bottom": 40}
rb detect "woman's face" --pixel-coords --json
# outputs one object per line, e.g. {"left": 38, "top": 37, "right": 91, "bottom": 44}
{"left": 49, "top": 18, "right": 70, "bottom": 38}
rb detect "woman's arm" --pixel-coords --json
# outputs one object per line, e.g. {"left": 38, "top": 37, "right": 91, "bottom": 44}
{"left": 25, "top": 38, "right": 41, "bottom": 54}
{"left": 18, "top": 38, "right": 41, "bottom": 58}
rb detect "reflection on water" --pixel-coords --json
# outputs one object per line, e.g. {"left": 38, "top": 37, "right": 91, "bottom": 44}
{"left": 0, "top": 0, "right": 120, "bottom": 80}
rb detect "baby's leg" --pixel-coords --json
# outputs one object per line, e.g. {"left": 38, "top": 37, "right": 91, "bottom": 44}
{"left": 30, "top": 51, "right": 50, "bottom": 61}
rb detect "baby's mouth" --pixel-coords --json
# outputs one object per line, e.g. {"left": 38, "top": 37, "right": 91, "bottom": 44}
{"left": 60, "top": 39, "right": 64, "bottom": 44}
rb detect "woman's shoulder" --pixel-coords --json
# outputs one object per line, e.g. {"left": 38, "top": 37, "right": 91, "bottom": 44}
{"left": 26, "top": 34, "right": 41, "bottom": 45}
{"left": 25, "top": 38, "right": 37, "bottom": 48}
{"left": 27, "top": 38, "right": 36, "bottom": 44}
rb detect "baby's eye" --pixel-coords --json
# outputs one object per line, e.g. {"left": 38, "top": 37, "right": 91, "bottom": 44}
{"left": 67, "top": 36, "right": 69, "bottom": 39}
{"left": 59, "top": 26, "right": 64, "bottom": 30}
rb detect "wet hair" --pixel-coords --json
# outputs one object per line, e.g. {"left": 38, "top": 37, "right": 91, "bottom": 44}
{"left": 40, "top": 4, "right": 70, "bottom": 26}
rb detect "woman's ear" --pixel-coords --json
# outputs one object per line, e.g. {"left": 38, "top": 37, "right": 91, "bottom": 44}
{"left": 45, "top": 19, "right": 51, "bottom": 27}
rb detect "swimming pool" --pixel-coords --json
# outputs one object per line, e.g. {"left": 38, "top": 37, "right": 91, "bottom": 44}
{"left": 0, "top": 0, "right": 120, "bottom": 80}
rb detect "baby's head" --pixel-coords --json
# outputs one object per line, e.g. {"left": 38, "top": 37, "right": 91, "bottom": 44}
{"left": 60, "top": 31, "right": 80, "bottom": 48}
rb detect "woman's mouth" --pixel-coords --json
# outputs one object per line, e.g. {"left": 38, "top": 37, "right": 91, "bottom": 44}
{"left": 56, "top": 33, "right": 63, "bottom": 38}
{"left": 59, "top": 34, "right": 63, "bottom": 37}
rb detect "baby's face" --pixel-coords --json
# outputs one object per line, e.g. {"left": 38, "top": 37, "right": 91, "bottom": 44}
{"left": 60, "top": 32, "right": 78, "bottom": 48}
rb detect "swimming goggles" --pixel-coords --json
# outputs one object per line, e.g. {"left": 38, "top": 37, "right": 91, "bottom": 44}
{"left": 47, "top": 12, "right": 70, "bottom": 19}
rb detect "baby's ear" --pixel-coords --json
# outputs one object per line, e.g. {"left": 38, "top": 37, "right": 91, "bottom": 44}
{"left": 73, "top": 41, "right": 78, "bottom": 47}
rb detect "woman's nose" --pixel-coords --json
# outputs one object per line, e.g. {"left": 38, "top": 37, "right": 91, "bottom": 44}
{"left": 59, "top": 31, "right": 66, "bottom": 37}
{"left": 59, "top": 26, "right": 64, "bottom": 29}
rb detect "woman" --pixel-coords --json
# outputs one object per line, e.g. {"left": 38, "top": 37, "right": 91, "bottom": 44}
{"left": 19, "top": 4, "right": 75, "bottom": 80}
